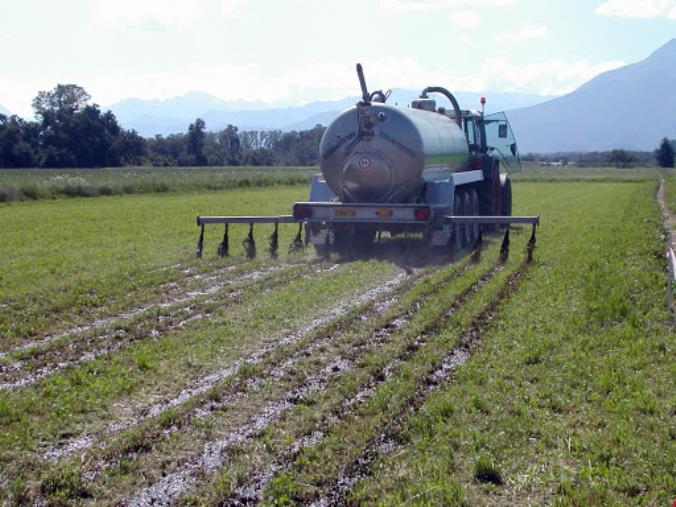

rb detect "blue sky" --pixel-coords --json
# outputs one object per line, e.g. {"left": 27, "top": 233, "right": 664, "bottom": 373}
{"left": 1, "top": 0, "right": 674, "bottom": 116}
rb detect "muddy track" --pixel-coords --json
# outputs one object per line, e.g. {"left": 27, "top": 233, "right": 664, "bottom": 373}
{"left": 313, "top": 261, "right": 529, "bottom": 507}
{"left": 0, "top": 263, "right": 330, "bottom": 392}
{"left": 42, "top": 269, "right": 415, "bottom": 464}
{"left": 219, "top": 262, "right": 507, "bottom": 505}
{"left": 122, "top": 260, "right": 499, "bottom": 506}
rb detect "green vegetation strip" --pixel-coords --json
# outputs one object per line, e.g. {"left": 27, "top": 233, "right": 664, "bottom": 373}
{"left": 351, "top": 181, "right": 674, "bottom": 506}
{"left": 512, "top": 165, "right": 659, "bottom": 183}
{"left": 0, "top": 185, "right": 309, "bottom": 343}
{"left": 664, "top": 169, "right": 676, "bottom": 214}
{"left": 0, "top": 166, "right": 316, "bottom": 202}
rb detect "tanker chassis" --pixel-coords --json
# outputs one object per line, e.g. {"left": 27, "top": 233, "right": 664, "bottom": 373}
{"left": 196, "top": 64, "right": 539, "bottom": 257}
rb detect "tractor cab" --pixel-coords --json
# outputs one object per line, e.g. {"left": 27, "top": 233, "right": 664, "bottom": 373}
{"left": 481, "top": 111, "right": 521, "bottom": 173}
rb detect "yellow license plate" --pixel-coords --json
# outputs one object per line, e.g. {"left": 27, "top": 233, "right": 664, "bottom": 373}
{"left": 335, "top": 208, "right": 356, "bottom": 217}
{"left": 376, "top": 208, "right": 393, "bottom": 218}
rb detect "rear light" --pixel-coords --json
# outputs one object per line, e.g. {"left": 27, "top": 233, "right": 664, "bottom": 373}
{"left": 414, "top": 207, "right": 431, "bottom": 221}
{"left": 294, "top": 206, "right": 313, "bottom": 220}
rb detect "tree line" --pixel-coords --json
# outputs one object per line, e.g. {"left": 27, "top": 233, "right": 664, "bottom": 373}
{"left": 0, "top": 84, "right": 325, "bottom": 168}
{"left": 1, "top": 83, "right": 674, "bottom": 169}
{"left": 522, "top": 139, "right": 675, "bottom": 168}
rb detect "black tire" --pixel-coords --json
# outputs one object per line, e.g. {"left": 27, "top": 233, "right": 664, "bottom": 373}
{"left": 468, "top": 189, "right": 479, "bottom": 245}
{"left": 479, "top": 160, "right": 500, "bottom": 231}
{"left": 500, "top": 174, "right": 512, "bottom": 217}
{"left": 461, "top": 191, "right": 472, "bottom": 247}
{"left": 451, "top": 192, "right": 464, "bottom": 251}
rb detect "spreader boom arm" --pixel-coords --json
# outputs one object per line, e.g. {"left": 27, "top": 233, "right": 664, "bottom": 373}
{"left": 197, "top": 215, "right": 298, "bottom": 225}
{"left": 445, "top": 215, "right": 540, "bottom": 225}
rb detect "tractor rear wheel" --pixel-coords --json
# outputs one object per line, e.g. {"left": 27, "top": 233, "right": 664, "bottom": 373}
{"left": 479, "top": 160, "right": 500, "bottom": 232}
{"left": 500, "top": 174, "right": 512, "bottom": 217}
{"left": 461, "top": 191, "right": 472, "bottom": 247}
{"left": 468, "top": 189, "right": 480, "bottom": 246}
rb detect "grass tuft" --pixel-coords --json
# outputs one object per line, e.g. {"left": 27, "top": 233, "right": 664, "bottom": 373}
{"left": 40, "top": 464, "right": 92, "bottom": 502}
{"left": 473, "top": 453, "right": 503, "bottom": 485}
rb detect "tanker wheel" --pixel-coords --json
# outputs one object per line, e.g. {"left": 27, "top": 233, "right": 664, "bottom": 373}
{"left": 461, "top": 191, "right": 472, "bottom": 247}
{"left": 500, "top": 174, "right": 512, "bottom": 218}
{"left": 468, "top": 189, "right": 480, "bottom": 246}
{"left": 451, "top": 192, "right": 465, "bottom": 251}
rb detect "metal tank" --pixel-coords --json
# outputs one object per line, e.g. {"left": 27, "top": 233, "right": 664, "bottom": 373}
{"left": 319, "top": 102, "right": 469, "bottom": 203}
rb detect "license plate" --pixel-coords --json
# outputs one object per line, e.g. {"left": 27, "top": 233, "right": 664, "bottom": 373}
{"left": 335, "top": 208, "right": 356, "bottom": 217}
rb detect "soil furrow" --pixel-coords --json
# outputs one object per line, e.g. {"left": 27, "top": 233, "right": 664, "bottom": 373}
{"left": 314, "top": 262, "right": 529, "bottom": 507}
{"left": 220, "top": 262, "right": 504, "bottom": 505}
{"left": 0, "top": 263, "right": 326, "bottom": 391}
{"left": 42, "top": 270, "right": 409, "bottom": 463}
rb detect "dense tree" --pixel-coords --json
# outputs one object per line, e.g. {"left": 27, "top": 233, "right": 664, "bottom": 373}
{"left": 655, "top": 137, "right": 674, "bottom": 168}
{"left": 0, "top": 114, "right": 39, "bottom": 167}
{"left": 32, "top": 84, "right": 91, "bottom": 126}
{"left": 2, "top": 86, "right": 326, "bottom": 168}
{"left": 187, "top": 118, "right": 207, "bottom": 166}
{"left": 608, "top": 149, "right": 634, "bottom": 168}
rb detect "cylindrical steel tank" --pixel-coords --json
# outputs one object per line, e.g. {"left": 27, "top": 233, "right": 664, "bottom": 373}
{"left": 319, "top": 102, "right": 469, "bottom": 203}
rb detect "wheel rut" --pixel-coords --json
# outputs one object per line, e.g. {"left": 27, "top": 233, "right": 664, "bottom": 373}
{"left": 120, "top": 260, "right": 497, "bottom": 506}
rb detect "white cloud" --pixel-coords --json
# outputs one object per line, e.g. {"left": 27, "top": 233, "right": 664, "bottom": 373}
{"left": 497, "top": 25, "right": 548, "bottom": 42}
{"left": 90, "top": 0, "right": 245, "bottom": 31}
{"left": 380, "top": 0, "right": 515, "bottom": 11}
{"left": 448, "top": 10, "right": 481, "bottom": 28}
{"left": 595, "top": 0, "right": 676, "bottom": 19}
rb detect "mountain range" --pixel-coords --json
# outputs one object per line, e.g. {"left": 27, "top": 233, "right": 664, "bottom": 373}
{"left": 107, "top": 39, "right": 675, "bottom": 152}
{"left": 508, "top": 38, "right": 676, "bottom": 153}
{"left": 0, "top": 104, "right": 11, "bottom": 116}
{"left": 106, "top": 89, "right": 555, "bottom": 138}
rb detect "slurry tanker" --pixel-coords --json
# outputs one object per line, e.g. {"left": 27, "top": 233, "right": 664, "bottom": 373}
{"left": 196, "top": 64, "right": 539, "bottom": 259}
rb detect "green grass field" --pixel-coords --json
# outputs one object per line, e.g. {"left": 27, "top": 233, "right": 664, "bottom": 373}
{"left": 0, "top": 166, "right": 317, "bottom": 202}
{"left": 0, "top": 168, "right": 673, "bottom": 505}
